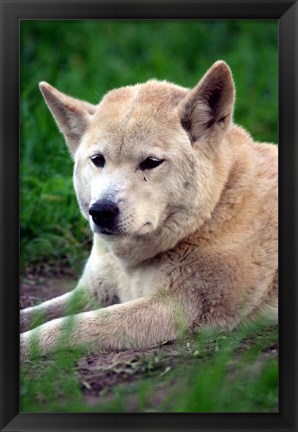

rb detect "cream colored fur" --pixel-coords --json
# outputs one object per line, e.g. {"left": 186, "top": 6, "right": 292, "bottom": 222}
{"left": 20, "top": 61, "right": 278, "bottom": 360}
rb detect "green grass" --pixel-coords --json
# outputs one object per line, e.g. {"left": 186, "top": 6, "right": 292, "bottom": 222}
{"left": 21, "top": 321, "right": 278, "bottom": 412}
{"left": 20, "top": 20, "right": 278, "bottom": 272}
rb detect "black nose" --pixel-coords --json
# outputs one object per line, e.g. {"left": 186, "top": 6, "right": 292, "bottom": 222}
{"left": 89, "top": 200, "right": 120, "bottom": 229}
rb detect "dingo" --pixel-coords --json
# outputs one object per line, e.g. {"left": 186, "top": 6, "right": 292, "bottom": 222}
{"left": 21, "top": 61, "right": 278, "bottom": 359}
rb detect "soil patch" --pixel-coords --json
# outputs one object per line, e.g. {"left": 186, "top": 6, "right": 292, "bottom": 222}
{"left": 20, "top": 274, "right": 75, "bottom": 308}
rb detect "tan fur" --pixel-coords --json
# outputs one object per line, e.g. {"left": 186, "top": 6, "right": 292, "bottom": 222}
{"left": 20, "top": 61, "right": 278, "bottom": 360}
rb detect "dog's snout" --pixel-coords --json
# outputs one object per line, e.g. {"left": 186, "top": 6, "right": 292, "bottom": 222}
{"left": 89, "top": 200, "right": 119, "bottom": 229}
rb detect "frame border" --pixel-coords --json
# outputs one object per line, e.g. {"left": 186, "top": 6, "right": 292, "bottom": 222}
{"left": 1, "top": 1, "right": 297, "bottom": 431}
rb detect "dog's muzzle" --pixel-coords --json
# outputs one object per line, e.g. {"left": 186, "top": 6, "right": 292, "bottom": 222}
{"left": 89, "top": 200, "right": 120, "bottom": 233}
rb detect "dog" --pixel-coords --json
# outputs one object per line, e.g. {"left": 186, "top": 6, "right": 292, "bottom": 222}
{"left": 20, "top": 61, "right": 278, "bottom": 360}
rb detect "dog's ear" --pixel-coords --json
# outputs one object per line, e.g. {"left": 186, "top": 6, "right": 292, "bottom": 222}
{"left": 39, "top": 82, "right": 96, "bottom": 155}
{"left": 178, "top": 61, "right": 235, "bottom": 145}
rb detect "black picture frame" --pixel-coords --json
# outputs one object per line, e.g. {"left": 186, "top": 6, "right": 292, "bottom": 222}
{"left": 0, "top": 0, "right": 297, "bottom": 431}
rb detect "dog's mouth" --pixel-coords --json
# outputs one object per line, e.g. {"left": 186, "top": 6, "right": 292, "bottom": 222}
{"left": 92, "top": 221, "right": 156, "bottom": 238}
{"left": 95, "top": 227, "right": 124, "bottom": 237}
{"left": 99, "top": 229, "right": 115, "bottom": 236}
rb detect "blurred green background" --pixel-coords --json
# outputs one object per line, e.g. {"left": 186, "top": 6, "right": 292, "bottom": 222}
{"left": 20, "top": 20, "right": 278, "bottom": 274}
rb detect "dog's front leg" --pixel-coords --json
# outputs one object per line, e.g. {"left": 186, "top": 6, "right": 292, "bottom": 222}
{"left": 20, "top": 285, "right": 97, "bottom": 333}
{"left": 20, "top": 294, "right": 191, "bottom": 360}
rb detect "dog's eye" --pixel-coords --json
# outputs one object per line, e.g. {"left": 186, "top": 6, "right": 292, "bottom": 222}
{"left": 91, "top": 154, "right": 105, "bottom": 168}
{"left": 139, "top": 157, "right": 164, "bottom": 171}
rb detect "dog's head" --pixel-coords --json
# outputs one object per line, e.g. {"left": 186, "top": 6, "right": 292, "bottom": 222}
{"left": 40, "top": 61, "right": 235, "bottom": 243}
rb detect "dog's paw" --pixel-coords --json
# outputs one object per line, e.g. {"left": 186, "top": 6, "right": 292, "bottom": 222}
{"left": 20, "top": 309, "right": 31, "bottom": 333}
{"left": 20, "top": 333, "right": 30, "bottom": 361}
